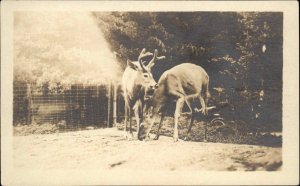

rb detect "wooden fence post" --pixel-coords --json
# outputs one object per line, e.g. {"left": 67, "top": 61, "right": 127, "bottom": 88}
{"left": 113, "top": 83, "right": 117, "bottom": 126}
{"left": 26, "top": 83, "right": 32, "bottom": 124}
{"left": 107, "top": 82, "right": 111, "bottom": 128}
{"left": 107, "top": 81, "right": 113, "bottom": 128}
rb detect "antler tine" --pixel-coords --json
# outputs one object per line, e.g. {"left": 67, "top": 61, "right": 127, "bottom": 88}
{"left": 157, "top": 55, "right": 166, "bottom": 60}
{"left": 147, "top": 49, "right": 158, "bottom": 69}
{"left": 138, "top": 48, "right": 152, "bottom": 72}
{"left": 147, "top": 49, "right": 166, "bottom": 69}
{"left": 138, "top": 48, "right": 153, "bottom": 62}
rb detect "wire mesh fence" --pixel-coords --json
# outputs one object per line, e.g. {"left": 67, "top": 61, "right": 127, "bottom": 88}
{"left": 13, "top": 81, "right": 124, "bottom": 130}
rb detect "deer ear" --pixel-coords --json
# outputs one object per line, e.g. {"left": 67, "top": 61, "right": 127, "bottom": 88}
{"left": 127, "top": 59, "right": 139, "bottom": 71}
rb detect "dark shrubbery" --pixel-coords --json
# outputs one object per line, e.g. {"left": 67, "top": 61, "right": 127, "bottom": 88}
{"left": 116, "top": 116, "right": 282, "bottom": 147}
{"left": 95, "top": 12, "right": 283, "bottom": 133}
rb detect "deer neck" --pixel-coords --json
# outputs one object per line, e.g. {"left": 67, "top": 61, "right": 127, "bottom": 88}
{"left": 152, "top": 85, "right": 168, "bottom": 115}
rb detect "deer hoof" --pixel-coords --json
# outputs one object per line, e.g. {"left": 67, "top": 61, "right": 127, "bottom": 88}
{"left": 184, "top": 136, "right": 190, "bottom": 141}
{"left": 137, "top": 135, "right": 144, "bottom": 141}
{"left": 173, "top": 137, "right": 178, "bottom": 142}
{"left": 153, "top": 135, "right": 160, "bottom": 140}
{"left": 126, "top": 133, "right": 134, "bottom": 141}
{"left": 144, "top": 135, "right": 151, "bottom": 141}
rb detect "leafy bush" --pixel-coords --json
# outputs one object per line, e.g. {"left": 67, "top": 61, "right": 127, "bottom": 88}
{"left": 14, "top": 12, "right": 122, "bottom": 93}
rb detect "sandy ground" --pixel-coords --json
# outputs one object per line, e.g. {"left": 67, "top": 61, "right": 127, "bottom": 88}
{"left": 13, "top": 128, "right": 282, "bottom": 171}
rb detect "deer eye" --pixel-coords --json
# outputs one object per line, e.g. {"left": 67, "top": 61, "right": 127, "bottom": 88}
{"left": 143, "top": 74, "right": 149, "bottom": 78}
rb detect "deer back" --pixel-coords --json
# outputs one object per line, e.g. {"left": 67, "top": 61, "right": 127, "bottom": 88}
{"left": 151, "top": 63, "right": 209, "bottom": 114}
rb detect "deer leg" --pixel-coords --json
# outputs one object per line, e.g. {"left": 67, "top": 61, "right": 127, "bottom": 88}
{"left": 145, "top": 120, "right": 155, "bottom": 141}
{"left": 140, "top": 101, "right": 144, "bottom": 123}
{"left": 199, "top": 96, "right": 207, "bottom": 115}
{"left": 174, "top": 97, "right": 184, "bottom": 142}
{"left": 184, "top": 99, "right": 194, "bottom": 141}
{"left": 124, "top": 104, "right": 128, "bottom": 139}
{"left": 134, "top": 105, "right": 141, "bottom": 140}
{"left": 134, "top": 100, "right": 144, "bottom": 140}
{"left": 154, "top": 113, "right": 165, "bottom": 140}
{"left": 184, "top": 93, "right": 204, "bottom": 113}
{"left": 139, "top": 102, "right": 145, "bottom": 138}
{"left": 145, "top": 114, "right": 160, "bottom": 140}
{"left": 128, "top": 109, "right": 134, "bottom": 140}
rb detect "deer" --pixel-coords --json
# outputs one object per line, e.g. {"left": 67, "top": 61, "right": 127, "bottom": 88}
{"left": 122, "top": 48, "right": 165, "bottom": 140}
{"left": 143, "top": 63, "right": 210, "bottom": 142}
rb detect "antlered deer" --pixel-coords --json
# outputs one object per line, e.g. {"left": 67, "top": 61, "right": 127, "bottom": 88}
{"left": 122, "top": 48, "right": 165, "bottom": 140}
{"left": 144, "top": 63, "right": 210, "bottom": 142}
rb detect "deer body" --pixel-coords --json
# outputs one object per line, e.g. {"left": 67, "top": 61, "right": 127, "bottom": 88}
{"left": 145, "top": 63, "right": 210, "bottom": 142}
{"left": 122, "top": 49, "right": 165, "bottom": 140}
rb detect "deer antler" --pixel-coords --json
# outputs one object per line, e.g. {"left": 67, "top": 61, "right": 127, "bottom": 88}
{"left": 147, "top": 49, "right": 166, "bottom": 70}
{"left": 138, "top": 48, "right": 153, "bottom": 72}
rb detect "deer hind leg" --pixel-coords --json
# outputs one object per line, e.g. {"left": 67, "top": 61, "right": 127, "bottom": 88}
{"left": 199, "top": 82, "right": 209, "bottom": 115}
{"left": 199, "top": 95, "right": 207, "bottom": 115}
{"left": 185, "top": 93, "right": 200, "bottom": 112}
{"left": 174, "top": 97, "right": 185, "bottom": 142}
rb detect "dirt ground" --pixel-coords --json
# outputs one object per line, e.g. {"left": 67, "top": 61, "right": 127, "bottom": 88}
{"left": 13, "top": 128, "right": 282, "bottom": 171}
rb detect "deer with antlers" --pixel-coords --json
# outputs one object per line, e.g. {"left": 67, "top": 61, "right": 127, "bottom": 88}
{"left": 143, "top": 63, "right": 210, "bottom": 142}
{"left": 122, "top": 48, "right": 165, "bottom": 140}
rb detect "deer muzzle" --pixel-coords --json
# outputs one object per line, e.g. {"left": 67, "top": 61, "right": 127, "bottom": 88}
{"left": 145, "top": 83, "right": 157, "bottom": 98}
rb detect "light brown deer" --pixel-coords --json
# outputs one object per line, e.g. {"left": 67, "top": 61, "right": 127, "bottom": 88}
{"left": 122, "top": 48, "right": 165, "bottom": 140}
{"left": 144, "top": 63, "right": 210, "bottom": 142}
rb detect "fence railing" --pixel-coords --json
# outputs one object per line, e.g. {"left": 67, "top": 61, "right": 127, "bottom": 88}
{"left": 13, "top": 82, "right": 124, "bottom": 130}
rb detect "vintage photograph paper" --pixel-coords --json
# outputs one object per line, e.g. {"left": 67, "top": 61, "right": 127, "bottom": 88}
{"left": 1, "top": 1, "right": 299, "bottom": 185}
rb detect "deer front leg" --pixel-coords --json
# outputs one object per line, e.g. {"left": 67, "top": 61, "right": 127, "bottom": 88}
{"left": 133, "top": 100, "right": 144, "bottom": 140}
{"left": 184, "top": 99, "right": 194, "bottom": 141}
{"left": 134, "top": 106, "right": 142, "bottom": 140}
{"left": 128, "top": 109, "right": 134, "bottom": 140}
{"left": 145, "top": 114, "right": 160, "bottom": 141}
{"left": 145, "top": 120, "right": 154, "bottom": 141}
{"left": 154, "top": 113, "right": 165, "bottom": 140}
{"left": 174, "top": 97, "right": 184, "bottom": 142}
{"left": 124, "top": 104, "right": 129, "bottom": 139}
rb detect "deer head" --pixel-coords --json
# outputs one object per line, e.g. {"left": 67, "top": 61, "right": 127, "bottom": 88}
{"left": 143, "top": 49, "right": 166, "bottom": 100}
{"left": 126, "top": 48, "right": 156, "bottom": 91}
{"left": 126, "top": 48, "right": 166, "bottom": 95}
